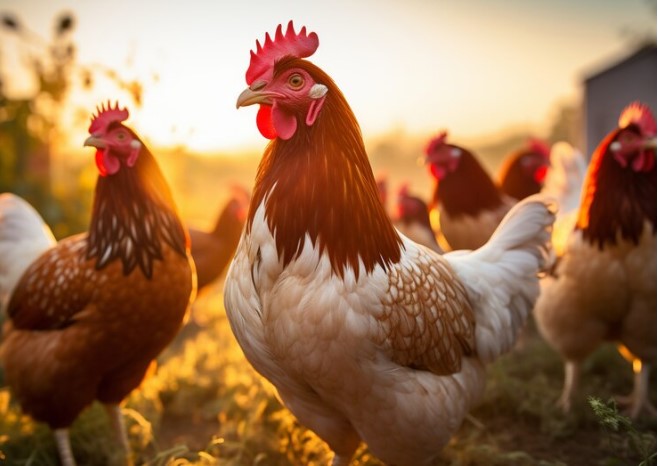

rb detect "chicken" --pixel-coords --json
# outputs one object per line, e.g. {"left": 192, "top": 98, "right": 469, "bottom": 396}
{"left": 424, "top": 131, "right": 516, "bottom": 251}
{"left": 497, "top": 138, "right": 550, "bottom": 200}
{"left": 541, "top": 141, "right": 588, "bottom": 256}
{"left": 188, "top": 186, "right": 249, "bottom": 291}
{"left": 394, "top": 183, "right": 442, "bottom": 253}
{"left": 225, "top": 21, "right": 555, "bottom": 466}
{"left": 0, "top": 194, "right": 56, "bottom": 314}
{"left": 534, "top": 102, "right": 656, "bottom": 419}
{"left": 0, "top": 103, "right": 195, "bottom": 466}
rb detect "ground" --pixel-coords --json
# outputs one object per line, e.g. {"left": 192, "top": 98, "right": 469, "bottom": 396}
{"left": 0, "top": 283, "right": 655, "bottom": 466}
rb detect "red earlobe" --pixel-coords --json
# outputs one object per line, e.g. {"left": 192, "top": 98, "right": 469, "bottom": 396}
{"left": 306, "top": 95, "right": 326, "bottom": 126}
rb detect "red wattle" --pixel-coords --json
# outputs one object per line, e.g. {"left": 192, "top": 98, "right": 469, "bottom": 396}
{"left": 534, "top": 165, "right": 548, "bottom": 183}
{"left": 95, "top": 150, "right": 108, "bottom": 177}
{"left": 429, "top": 164, "right": 446, "bottom": 180}
{"left": 257, "top": 105, "right": 277, "bottom": 139}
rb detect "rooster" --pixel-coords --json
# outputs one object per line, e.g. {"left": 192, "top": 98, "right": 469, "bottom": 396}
{"left": 394, "top": 183, "right": 442, "bottom": 254}
{"left": 424, "top": 131, "right": 516, "bottom": 251}
{"left": 497, "top": 138, "right": 550, "bottom": 200}
{"left": 534, "top": 103, "right": 656, "bottom": 419}
{"left": 0, "top": 103, "right": 195, "bottom": 466}
{"left": 225, "top": 21, "right": 555, "bottom": 466}
{"left": 188, "top": 187, "right": 249, "bottom": 291}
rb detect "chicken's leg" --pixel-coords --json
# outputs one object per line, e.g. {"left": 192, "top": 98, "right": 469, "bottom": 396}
{"left": 615, "top": 360, "right": 656, "bottom": 420}
{"left": 104, "top": 403, "right": 134, "bottom": 466}
{"left": 557, "top": 360, "right": 580, "bottom": 413}
{"left": 54, "top": 428, "right": 76, "bottom": 466}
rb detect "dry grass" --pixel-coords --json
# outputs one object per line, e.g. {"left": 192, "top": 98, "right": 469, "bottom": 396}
{"left": 0, "top": 284, "right": 655, "bottom": 466}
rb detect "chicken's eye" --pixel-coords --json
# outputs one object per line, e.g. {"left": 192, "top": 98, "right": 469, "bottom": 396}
{"left": 116, "top": 132, "right": 126, "bottom": 141}
{"left": 288, "top": 74, "right": 304, "bottom": 90}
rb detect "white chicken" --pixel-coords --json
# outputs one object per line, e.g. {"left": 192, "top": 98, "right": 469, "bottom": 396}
{"left": 224, "top": 21, "right": 556, "bottom": 465}
{"left": 541, "top": 141, "right": 588, "bottom": 256}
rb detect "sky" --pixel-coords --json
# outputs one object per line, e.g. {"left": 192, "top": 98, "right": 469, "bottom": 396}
{"left": 0, "top": 0, "right": 655, "bottom": 154}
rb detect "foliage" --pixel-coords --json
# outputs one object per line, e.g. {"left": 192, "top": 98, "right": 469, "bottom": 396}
{"left": 589, "top": 397, "right": 657, "bottom": 466}
{"left": 0, "top": 11, "right": 143, "bottom": 238}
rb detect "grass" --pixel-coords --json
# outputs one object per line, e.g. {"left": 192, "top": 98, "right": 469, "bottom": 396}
{"left": 0, "top": 284, "right": 655, "bottom": 466}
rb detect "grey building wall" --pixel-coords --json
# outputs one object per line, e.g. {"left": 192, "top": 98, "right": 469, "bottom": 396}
{"left": 584, "top": 44, "right": 657, "bottom": 157}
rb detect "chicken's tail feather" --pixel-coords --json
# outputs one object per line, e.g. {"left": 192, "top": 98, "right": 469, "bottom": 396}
{"left": 0, "top": 193, "right": 56, "bottom": 313}
{"left": 445, "top": 195, "right": 556, "bottom": 363}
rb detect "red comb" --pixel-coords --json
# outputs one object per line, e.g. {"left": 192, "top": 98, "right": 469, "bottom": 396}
{"left": 89, "top": 101, "right": 129, "bottom": 134}
{"left": 619, "top": 102, "right": 656, "bottom": 137}
{"left": 425, "top": 130, "right": 448, "bottom": 156}
{"left": 246, "top": 21, "right": 319, "bottom": 85}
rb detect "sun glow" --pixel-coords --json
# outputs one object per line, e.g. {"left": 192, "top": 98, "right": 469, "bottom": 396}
{"left": 2, "top": 0, "right": 651, "bottom": 157}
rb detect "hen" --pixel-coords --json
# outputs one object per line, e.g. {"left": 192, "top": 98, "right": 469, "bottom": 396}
{"left": 225, "top": 21, "right": 555, "bottom": 466}
{"left": 497, "top": 138, "right": 550, "bottom": 200}
{"left": 394, "top": 183, "right": 442, "bottom": 253}
{"left": 534, "top": 103, "right": 656, "bottom": 419}
{"left": 188, "top": 187, "right": 248, "bottom": 291}
{"left": 0, "top": 103, "right": 195, "bottom": 466}
{"left": 424, "top": 131, "right": 516, "bottom": 251}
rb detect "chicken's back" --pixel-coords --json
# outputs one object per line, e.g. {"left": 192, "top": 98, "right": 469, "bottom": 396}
{"left": 1, "top": 234, "right": 193, "bottom": 428}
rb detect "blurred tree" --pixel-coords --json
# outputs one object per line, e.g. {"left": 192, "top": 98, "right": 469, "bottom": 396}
{"left": 0, "top": 11, "right": 142, "bottom": 238}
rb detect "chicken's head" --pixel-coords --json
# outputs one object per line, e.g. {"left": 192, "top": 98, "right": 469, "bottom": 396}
{"left": 84, "top": 102, "right": 142, "bottom": 176}
{"left": 424, "top": 131, "right": 463, "bottom": 180}
{"left": 519, "top": 138, "right": 550, "bottom": 184}
{"left": 236, "top": 21, "right": 328, "bottom": 141}
{"left": 607, "top": 102, "right": 657, "bottom": 172}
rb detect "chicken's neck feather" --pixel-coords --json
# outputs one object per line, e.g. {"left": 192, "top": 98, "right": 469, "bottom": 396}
{"left": 88, "top": 148, "right": 187, "bottom": 278}
{"left": 248, "top": 66, "right": 402, "bottom": 279}
{"left": 433, "top": 151, "right": 504, "bottom": 217}
{"left": 577, "top": 129, "right": 657, "bottom": 249}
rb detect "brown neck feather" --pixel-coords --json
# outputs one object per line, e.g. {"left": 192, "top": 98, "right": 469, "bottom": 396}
{"left": 576, "top": 128, "right": 657, "bottom": 248}
{"left": 248, "top": 60, "right": 402, "bottom": 278}
{"left": 498, "top": 150, "right": 541, "bottom": 200}
{"left": 432, "top": 150, "right": 504, "bottom": 217}
{"left": 88, "top": 145, "right": 187, "bottom": 278}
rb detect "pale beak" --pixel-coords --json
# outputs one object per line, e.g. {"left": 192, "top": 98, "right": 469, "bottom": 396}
{"left": 237, "top": 88, "right": 267, "bottom": 108}
{"left": 645, "top": 137, "right": 657, "bottom": 150}
{"left": 84, "top": 136, "right": 106, "bottom": 149}
{"left": 236, "top": 82, "right": 285, "bottom": 108}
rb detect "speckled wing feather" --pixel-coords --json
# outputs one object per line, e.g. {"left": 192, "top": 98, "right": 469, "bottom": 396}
{"left": 8, "top": 235, "right": 92, "bottom": 330}
{"left": 377, "top": 241, "right": 475, "bottom": 375}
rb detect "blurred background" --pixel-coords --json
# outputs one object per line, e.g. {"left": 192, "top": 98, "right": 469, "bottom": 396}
{"left": 0, "top": 0, "right": 655, "bottom": 238}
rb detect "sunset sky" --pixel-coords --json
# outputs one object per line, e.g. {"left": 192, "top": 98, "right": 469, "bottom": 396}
{"left": 0, "top": 0, "right": 654, "bottom": 154}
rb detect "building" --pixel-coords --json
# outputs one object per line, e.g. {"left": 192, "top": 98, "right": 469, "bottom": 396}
{"left": 583, "top": 43, "right": 657, "bottom": 157}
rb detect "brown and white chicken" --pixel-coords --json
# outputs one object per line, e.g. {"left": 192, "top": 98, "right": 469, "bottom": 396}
{"left": 534, "top": 102, "right": 656, "bottom": 419}
{"left": 394, "top": 183, "right": 443, "bottom": 254}
{"left": 0, "top": 103, "right": 195, "bottom": 466}
{"left": 424, "top": 131, "right": 516, "bottom": 251}
{"left": 224, "top": 21, "right": 555, "bottom": 466}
